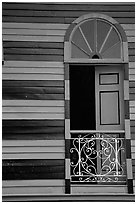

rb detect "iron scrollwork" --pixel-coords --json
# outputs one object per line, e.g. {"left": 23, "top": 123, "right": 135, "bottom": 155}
{"left": 70, "top": 133, "right": 126, "bottom": 183}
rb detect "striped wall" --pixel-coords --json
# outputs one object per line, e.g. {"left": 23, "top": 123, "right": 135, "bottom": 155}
{"left": 2, "top": 2, "right": 135, "bottom": 200}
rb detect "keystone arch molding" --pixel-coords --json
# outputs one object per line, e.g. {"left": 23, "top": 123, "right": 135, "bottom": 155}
{"left": 64, "top": 13, "right": 128, "bottom": 63}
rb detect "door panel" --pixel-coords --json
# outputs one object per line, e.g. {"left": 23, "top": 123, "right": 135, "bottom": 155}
{"left": 95, "top": 65, "right": 124, "bottom": 130}
{"left": 100, "top": 91, "right": 120, "bottom": 125}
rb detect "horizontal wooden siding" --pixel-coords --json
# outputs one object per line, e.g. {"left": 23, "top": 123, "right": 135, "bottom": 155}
{"left": 2, "top": 2, "right": 135, "bottom": 198}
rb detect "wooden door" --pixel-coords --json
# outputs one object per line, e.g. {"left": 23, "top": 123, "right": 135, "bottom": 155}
{"left": 95, "top": 65, "right": 124, "bottom": 131}
{"left": 70, "top": 65, "right": 124, "bottom": 131}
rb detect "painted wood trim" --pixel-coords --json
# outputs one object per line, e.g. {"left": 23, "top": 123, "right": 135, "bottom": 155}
{"left": 65, "top": 139, "right": 70, "bottom": 159}
{"left": 65, "top": 80, "right": 70, "bottom": 100}
{"left": 65, "top": 100, "right": 70, "bottom": 119}
{"left": 65, "top": 179, "right": 71, "bottom": 194}
{"left": 123, "top": 42, "right": 129, "bottom": 62}
{"left": 64, "top": 63, "right": 69, "bottom": 80}
{"left": 64, "top": 59, "right": 125, "bottom": 63}
{"left": 127, "top": 179, "right": 134, "bottom": 194}
{"left": 70, "top": 130, "right": 125, "bottom": 133}
{"left": 126, "top": 159, "right": 133, "bottom": 179}
{"left": 124, "top": 80, "right": 129, "bottom": 100}
{"left": 124, "top": 64, "right": 129, "bottom": 80}
{"left": 65, "top": 119, "right": 70, "bottom": 139}
{"left": 65, "top": 159, "right": 70, "bottom": 179}
{"left": 64, "top": 42, "right": 71, "bottom": 62}
{"left": 125, "top": 119, "right": 131, "bottom": 139}
{"left": 125, "top": 139, "right": 131, "bottom": 158}
{"left": 124, "top": 100, "right": 129, "bottom": 119}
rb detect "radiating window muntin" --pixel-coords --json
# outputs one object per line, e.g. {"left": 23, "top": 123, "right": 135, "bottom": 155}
{"left": 71, "top": 19, "right": 123, "bottom": 60}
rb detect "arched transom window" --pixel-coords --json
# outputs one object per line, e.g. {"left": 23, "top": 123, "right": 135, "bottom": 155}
{"left": 64, "top": 13, "right": 128, "bottom": 63}
{"left": 71, "top": 19, "right": 122, "bottom": 59}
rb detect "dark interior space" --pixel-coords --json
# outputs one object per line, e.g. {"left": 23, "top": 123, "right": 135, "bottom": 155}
{"left": 70, "top": 65, "right": 95, "bottom": 130}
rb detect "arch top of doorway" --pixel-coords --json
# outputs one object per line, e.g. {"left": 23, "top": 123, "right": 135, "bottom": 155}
{"left": 64, "top": 13, "right": 128, "bottom": 63}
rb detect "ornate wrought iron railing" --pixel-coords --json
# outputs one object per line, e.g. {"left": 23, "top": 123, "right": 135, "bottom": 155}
{"left": 70, "top": 131, "right": 126, "bottom": 184}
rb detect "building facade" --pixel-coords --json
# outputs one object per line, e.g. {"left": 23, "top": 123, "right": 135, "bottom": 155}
{"left": 2, "top": 2, "right": 135, "bottom": 201}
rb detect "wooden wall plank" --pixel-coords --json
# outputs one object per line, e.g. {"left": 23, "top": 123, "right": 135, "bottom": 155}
{"left": 2, "top": 68, "right": 64, "bottom": 74}
{"left": 3, "top": 179, "right": 64, "bottom": 187}
{"left": 3, "top": 93, "right": 64, "bottom": 100}
{"left": 121, "top": 24, "right": 135, "bottom": 30}
{"left": 2, "top": 113, "right": 64, "bottom": 120}
{"left": 2, "top": 120, "right": 65, "bottom": 140}
{"left": 2, "top": 22, "right": 69, "bottom": 29}
{"left": 3, "top": 34, "right": 134, "bottom": 44}
{"left": 2, "top": 119, "right": 64, "bottom": 126}
{"left": 125, "top": 30, "right": 135, "bottom": 36}
{"left": 3, "top": 41, "right": 64, "bottom": 49}
{"left": 2, "top": 3, "right": 135, "bottom": 11}
{"left": 2, "top": 16, "right": 135, "bottom": 24}
{"left": 2, "top": 16, "right": 66, "bottom": 23}
{"left": 129, "top": 62, "right": 135, "bottom": 69}
{"left": 3, "top": 80, "right": 64, "bottom": 98}
{"left": 4, "top": 48, "right": 64, "bottom": 55}
{"left": 127, "top": 37, "right": 135, "bottom": 43}
{"left": 3, "top": 61, "right": 64, "bottom": 67}
{"left": 3, "top": 29, "right": 66, "bottom": 36}
{"left": 129, "top": 69, "right": 135, "bottom": 75}
{"left": 3, "top": 35, "right": 64, "bottom": 42}
{"left": 3, "top": 186, "right": 64, "bottom": 195}
{"left": 3, "top": 159, "right": 65, "bottom": 180}
{"left": 3, "top": 125, "right": 64, "bottom": 133}
{"left": 3, "top": 140, "right": 64, "bottom": 146}
{"left": 3, "top": 86, "right": 64, "bottom": 94}
{"left": 3, "top": 106, "right": 64, "bottom": 113}
{"left": 3, "top": 146, "right": 64, "bottom": 153}
{"left": 3, "top": 133, "right": 64, "bottom": 140}
{"left": 3, "top": 80, "right": 64, "bottom": 87}
{"left": 4, "top": 55, "right": 64, "bottom": 61}
{"left": 3, "top": 74, "right": 64, "bottom": 80}
{"left": 2, "top": 100, "right": 64, "bottom": 107}
{"left": 3, "top": 10, "right": 135, "bottom": 18}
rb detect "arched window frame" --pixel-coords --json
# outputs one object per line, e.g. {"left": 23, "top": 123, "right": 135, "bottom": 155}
{"left": 64, "top": 13, "right": 133, "bottom": 195}
{"left": 64, "top": 13, "right": 128, "bottom": 63}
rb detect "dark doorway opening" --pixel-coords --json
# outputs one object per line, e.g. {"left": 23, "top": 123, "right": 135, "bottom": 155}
{"left": 70, "top": 65, "right": 96, "bottom": 130}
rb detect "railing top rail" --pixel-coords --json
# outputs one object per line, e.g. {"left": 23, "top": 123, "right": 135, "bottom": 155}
{"left": 70, "top": 130, "right": 125, "bottom": 133}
